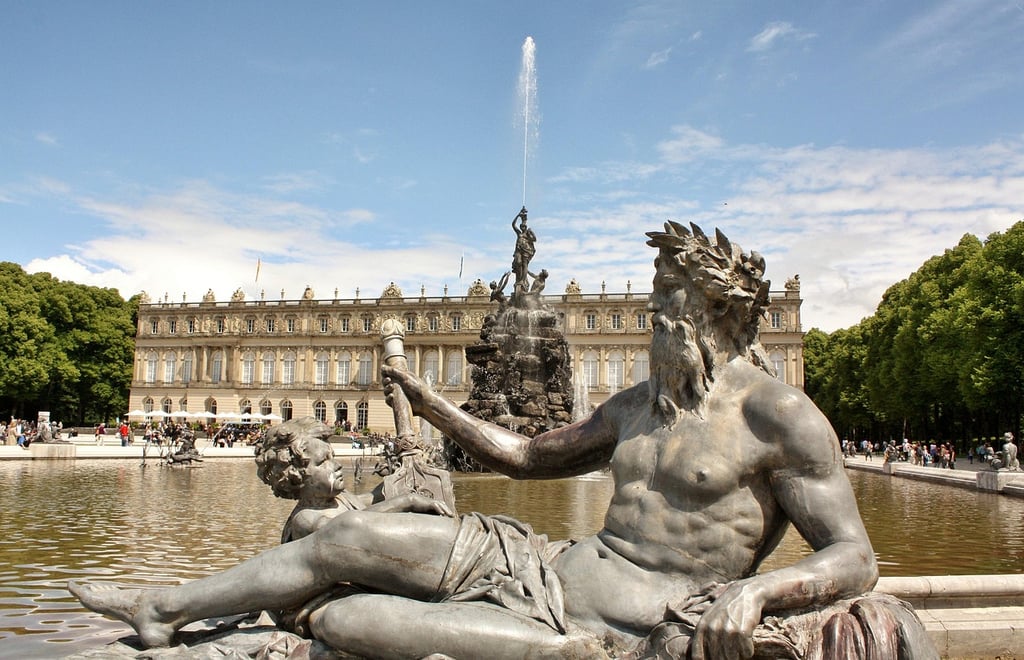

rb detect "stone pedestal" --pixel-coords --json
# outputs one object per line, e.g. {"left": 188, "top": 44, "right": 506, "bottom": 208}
{"left": 29, "top": 443, "right": 76, "bottom": 459}
{"left": 976, "top": 469, "right": 1024, "bottom": 492}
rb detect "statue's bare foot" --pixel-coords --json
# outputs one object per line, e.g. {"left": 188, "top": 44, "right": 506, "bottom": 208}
{"left": 68, "top": 580, "right": 176, "bottom": 647}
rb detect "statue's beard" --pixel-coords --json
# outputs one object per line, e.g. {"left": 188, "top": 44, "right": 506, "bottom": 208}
{"left": 649, "top": 317, "right": 709, "bottom": 425}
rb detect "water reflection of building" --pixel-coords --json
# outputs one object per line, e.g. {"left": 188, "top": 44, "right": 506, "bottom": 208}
{"left": 129, "top": 277, "right": 802, "bottom": 432}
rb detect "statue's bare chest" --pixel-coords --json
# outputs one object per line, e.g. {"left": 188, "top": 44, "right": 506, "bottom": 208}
{"left": 610, "top": 412, "right": 765, "bottom": 503}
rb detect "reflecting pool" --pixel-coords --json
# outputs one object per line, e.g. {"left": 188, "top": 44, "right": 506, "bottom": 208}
{"left": 1, "top": 459, "right": 1021, "bottom": 658}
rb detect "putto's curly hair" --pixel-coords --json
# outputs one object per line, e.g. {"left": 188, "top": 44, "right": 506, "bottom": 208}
{"left": 646, "top": 222, "right": 770, "bottom": 345}
{"left": 254, "top": 417, "right": 334, "bottom": 499}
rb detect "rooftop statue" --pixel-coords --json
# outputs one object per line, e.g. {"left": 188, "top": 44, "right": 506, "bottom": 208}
{"left": 69, "top": 223, "right": 935, "bottom": 659}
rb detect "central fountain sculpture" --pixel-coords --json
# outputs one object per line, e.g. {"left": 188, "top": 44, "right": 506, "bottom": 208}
{"left": 460, "top": 207, "right": 574, "bottom": 442}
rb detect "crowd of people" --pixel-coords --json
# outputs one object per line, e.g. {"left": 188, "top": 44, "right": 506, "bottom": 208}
{"left": 2, "top": 418, "right": 64, "bottom": 448}
{"left": 842, "top": 434, "right": 1020, "bottom": 470}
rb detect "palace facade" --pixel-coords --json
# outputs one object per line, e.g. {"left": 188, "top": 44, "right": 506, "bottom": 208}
{"left": 128, "top": 276, "right": 804, "bottom": 435}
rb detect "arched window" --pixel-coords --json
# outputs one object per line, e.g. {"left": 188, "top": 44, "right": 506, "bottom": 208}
{"left": 356, "top": 402, "right": 369, "bottom": 430}
{"left": 336, "top": 352, "right": 351, "bottom": 385}
{"left": 211, "top": 351, "right": 224, "bottom": 383}
{"left": 280, "top": 400, "right": 293, "bottom": 421}
{"left": 145, "top": 352, "right": 158, "bottom": 383}
{"left": 260, "top": 399, "right": 272, "bottom": 416}
{"left": 163, "top": 352, "right": 176, "bottom": 384}
{"left": 143, "top": 397, "right": 154, "bottom": 413}
{"left": 314, "top": 401, "right": 327, "bottom": 422}
{"left": 446, "top": 350, "right": 463, "bottom": 386}
{"left": 582, "top": 350, "right": 599, "bottom": 389}
{"left": 261, "top": 351, "right": 275, "bottom": 385}
{"left": 282, "top": 352, "right": 296, "bottom": 385}
{"left": 423, "top": 350, "right": 439, "bottom": 385}
{"left": 162, "top": 397, "right": 172, "bottom": 414}
{"left": 241, "top": 352, "right": 256, "bottom": 385}
{"left": 632, "top": 350, "right": 650, "bottom": 384}
{"left": 315, "top": 352, "right": 329, "bottom": 385}
{"left": 239, "top": 399, "right": 252, "bottom": 415}
{"left": 607, "top": 350, "right": 624, "bottom": 393}
{"left": 206, "top": 398, "right": 218, "bottom": 418}
{"left": 335, "top": 401, "right": 348, "bottom": 424}
{"left": 770, "top": 350, "right": 786, "bottom": 383}
{"left": 356, "top": 352, "right": 373, "bottom": 386}
{"left": 406, "top": 351, "right": 417, "bottom": 376}
{"left": 182, "top": 352, "right": 193, "bottom": 384}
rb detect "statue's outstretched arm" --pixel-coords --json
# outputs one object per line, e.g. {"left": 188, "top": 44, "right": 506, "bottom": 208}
{"left": 382, "top": 365, "right": 615, "bottom": 478}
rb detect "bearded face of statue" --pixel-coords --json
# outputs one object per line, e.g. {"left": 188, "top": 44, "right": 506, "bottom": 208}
{"left": 647, "top": 260, "right": 710, "bottom": 424}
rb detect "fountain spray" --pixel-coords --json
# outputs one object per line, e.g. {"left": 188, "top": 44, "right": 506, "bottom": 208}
{"left": 517, "top": 36, "right": 538, "bottom": 207}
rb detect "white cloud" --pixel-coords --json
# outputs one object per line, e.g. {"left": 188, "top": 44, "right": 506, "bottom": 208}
{"left": 747, "top": 21, "right": 817, "bottom": 53}
{"left": 34, "top": 132, "right": 59, "bottom": 147}
{"left": 643, "top": 47, "right": 672, "bottom": 69}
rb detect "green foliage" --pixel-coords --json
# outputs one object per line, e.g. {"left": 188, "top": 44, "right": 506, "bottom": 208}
{"left": 804, "top": 223, "right": 1024, "bottom": 446}
{"left": 0, "top": 263, "right": 136, "bottom": 425}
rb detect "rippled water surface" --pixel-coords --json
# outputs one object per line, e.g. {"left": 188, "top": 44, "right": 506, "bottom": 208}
{"left": 1, "top": 459, "right": 1022, "bottom": 658}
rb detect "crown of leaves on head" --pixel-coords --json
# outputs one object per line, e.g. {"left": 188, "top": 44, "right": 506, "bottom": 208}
{"left": 645, "top": 221, "right": 771, "bottom": 329}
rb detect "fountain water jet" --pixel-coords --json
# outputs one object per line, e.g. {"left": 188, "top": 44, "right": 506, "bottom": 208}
{"left": 517, "top": 36, "right": 538, "bottom": 207}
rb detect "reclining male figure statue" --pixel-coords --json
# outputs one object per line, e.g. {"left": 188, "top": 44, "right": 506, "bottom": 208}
{"left": 71, "top": 223, "right": 935, "bottom": 659}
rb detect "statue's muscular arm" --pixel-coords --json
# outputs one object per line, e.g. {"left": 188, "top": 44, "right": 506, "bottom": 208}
{"left": 382, "top": 365, "right": 617, "bottom": 479}
{"left": 692, "top": 382, "right": 878, "bottom": 660}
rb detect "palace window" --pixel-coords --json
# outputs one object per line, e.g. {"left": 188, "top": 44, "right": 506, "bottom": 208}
{"left": 340, "top": 317, "right": 350, "bottom": 333}
{"left": 280, "top": 400, "right": 293, "bottom": 421}
{"left": 168, "top": 320, "right": 177, "bottom": 334}
{"left": 607, "top": 350, "right": 624, "bottom": 391}
{"left": 585, "top": 313, "right": 597, "bottom": 330}
{"left": 261, "top": 352, "right": 275, "bottom": 385}
{"left": 362, "top": 317, "right": 373, "bottom": 332}
{"left": 246, "top": 318, "right": 256, "bottom": 333}
{"left": 771, "top": 350, "right": 787, "bottom": 383}
{"left": 216, "top": 318, "right": 225, "bottom": 334}
{"left": 337, "top": 354, "right": 351, "bottom": 385}
{"left": 211, "top": 351, "right": 223, "bottom": 383}
{"left": 356, "top": 402, "right": 369, "bottom": 430}
{"left": 610, "top": 314, "right": 622, "bottom": 330}
{"left": 150, "top": 320, "right": 159, "bottom": 334}
{"left": 282, "top": 352, "right": 296, "bottom": 385}
{"left": 356, "top": 352, "right": 373, "bottom": 386}
{"left": 319, "top": 317, "right": 329, "bottom": 333}
{"left": 582, "top": 351, "right": 599, "bottom": 389}
{"left": 446, "top": 351, "right": 463, "bottom": 386}
{"left": 632, "top": 350, "right": 650, "bottom": 384}
{"left": 636, "top": 313, "right": 648, "bottom": 330}
{"left": 428, "top": 315, "right": 439, "bottom": 332}
{"left": 406, "top": 315, "right": 416, "bottom": 333}
{"left": 423, "top": 351, "right": 439, "bottom": 384}
{"left": 187, "top": 318, "right": 196, "bottom": 334}
{"left": 163, "top": 353, "right": 176, "bottom": 384}
{"left": 182, "top": 353, "right": 193, "bottom": 384}
{"left": 145, "top": 352, "right": 158, "bottom": 383}
{"left": 451, "top": 314, "right": 462, "bottom": 331}
{"left": 314, "top": 401, "right": 327, "bottom": 422}
{"left": 286, "top": 318, "right": 296, "bottom": 333}
{"left": 315, "top": 352, "right": 329, "bottom": 386}
{"left": 770, "top": 311, "right": 782, "bottom": 329}
{"left": 266, "top": 318, "right": 275, "bottom": 333}
{"left": 241, "top": 353, "right": 255, "bottom": 385}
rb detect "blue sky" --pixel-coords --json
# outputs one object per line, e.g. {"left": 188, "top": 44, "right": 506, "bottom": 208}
{"left": 3, "top": 1, "right": 1023, "bottom": 332}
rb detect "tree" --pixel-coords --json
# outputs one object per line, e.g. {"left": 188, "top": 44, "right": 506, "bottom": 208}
{"left": 0, "top": 263, "right": 136, "bottom": 425}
